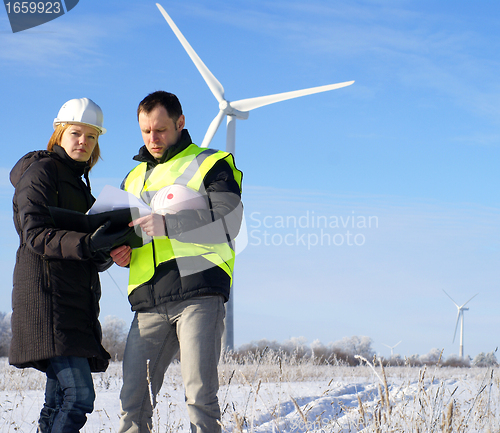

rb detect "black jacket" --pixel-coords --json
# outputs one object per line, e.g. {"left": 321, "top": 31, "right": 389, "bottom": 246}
{"left": 125, "top": 130, "right": 243, "bottom": 310}
{"left": 9, "top": 145, "right": 111, "bottom": 372}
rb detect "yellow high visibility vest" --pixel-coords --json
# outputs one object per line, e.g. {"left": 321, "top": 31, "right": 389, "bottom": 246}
{"left": 124, "top": 144, "right": 242, "bottom": 295}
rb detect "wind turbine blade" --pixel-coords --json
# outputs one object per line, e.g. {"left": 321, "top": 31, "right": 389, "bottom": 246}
{"left": 460, "top": 293, "right": 478, "bottom": 309}
{"left": 201, "top": 110, "right": 226, "bottom": 148}
{"left": 156, "top": 3, "right": 225, "bottom": 103}
{"left": 231, "top": 80, "right": 354, "bottom": 112}
{"left": 452, "top": 311, "right": 460, "bottom": 343}
{"left": 443, "top": 289, "right": 459, "bottom": 308}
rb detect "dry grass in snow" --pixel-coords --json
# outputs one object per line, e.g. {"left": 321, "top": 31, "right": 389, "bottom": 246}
{"left": 0, "top": 351, "right": 498, "bottom": 432}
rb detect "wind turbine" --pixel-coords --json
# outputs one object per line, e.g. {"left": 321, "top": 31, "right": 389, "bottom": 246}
{"left": 443, "top": 290, "right": 478, "bottom": 359}
{"left": 156, "top": 3, "right": 354, "bottom": 350}
{"left": 383, "top": 341, "right": 402, "bottom": 357}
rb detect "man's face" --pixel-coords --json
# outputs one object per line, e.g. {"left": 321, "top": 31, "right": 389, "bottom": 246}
{"left": 138, "top": 105, "right": 185, "bottom": 160}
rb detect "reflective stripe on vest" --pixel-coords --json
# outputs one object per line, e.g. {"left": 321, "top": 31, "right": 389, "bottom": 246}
{"left": 124, "top": 144, "right": 242, "bottom": 295}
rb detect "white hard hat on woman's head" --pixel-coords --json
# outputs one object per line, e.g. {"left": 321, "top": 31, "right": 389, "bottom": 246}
{"left": 53, "top": 98, "right": 106, "bottom": 134}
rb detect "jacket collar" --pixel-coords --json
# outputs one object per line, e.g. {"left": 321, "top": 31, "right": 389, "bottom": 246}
{"left": 133, "top": 129, "right": 193, "bottom": 166}
{"left": 52, "top": 145, "right": 92, "bottom": 191}
{"left": 52, "top": 145, "right": 89, "bottom": 178}
{"left": 10, "top": 146, "right": 91, "bottom": 189}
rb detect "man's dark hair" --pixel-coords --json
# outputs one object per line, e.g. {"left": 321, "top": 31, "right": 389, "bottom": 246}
{"left": 137, "top": 91, "right": 183, "bottom": 121}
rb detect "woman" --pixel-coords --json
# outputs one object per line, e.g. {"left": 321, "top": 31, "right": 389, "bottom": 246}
{"left": 9, "top": 98, "right": 124, "bottom": 432}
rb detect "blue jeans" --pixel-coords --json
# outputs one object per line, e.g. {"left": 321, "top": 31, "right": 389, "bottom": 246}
{"left": 38, "top": 356, "right": 95, "bottom": 433}
{"left": 118, "top": 295, "right": 225, "bottom": 433}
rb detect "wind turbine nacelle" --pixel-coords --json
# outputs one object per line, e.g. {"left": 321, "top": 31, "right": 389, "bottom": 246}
{"left": 219, "top": 100, "right": 249, "bottom": 120}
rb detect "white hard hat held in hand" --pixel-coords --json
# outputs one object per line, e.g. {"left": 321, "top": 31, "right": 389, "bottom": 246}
{"left": 53, "top": 98, "right": 107, "bottom": 134}
{"left": 151, "top": 185, "right": 208, "bottom": 215}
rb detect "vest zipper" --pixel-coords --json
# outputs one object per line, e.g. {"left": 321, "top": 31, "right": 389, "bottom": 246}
{"left": 150, "top": 239, "right": 157, "bottom": 305}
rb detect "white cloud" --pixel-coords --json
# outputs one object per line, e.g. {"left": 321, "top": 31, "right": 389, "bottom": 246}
{"left": 0, "top": 5, "right": 148, "bottom": 71}
{"left": 180, "top": 0, "right": 500, "bottom": 122}
{"left": 0, "top": 21, "right": 105, "bottom": 70}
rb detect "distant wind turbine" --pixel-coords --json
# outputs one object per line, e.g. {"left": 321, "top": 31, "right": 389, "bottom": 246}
{"left": 383, "top": 341, "right": 402, "bottom": 357}
{"left": 443, "top": 290, "right": 478, "bottom": 359}
{"left": 156, "top": 3, "right": 354, "bottom": 350}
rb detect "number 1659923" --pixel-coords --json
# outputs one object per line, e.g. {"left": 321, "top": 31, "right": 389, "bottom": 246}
{"left": 5, "top": 2, "right": 62, "bottom": 14}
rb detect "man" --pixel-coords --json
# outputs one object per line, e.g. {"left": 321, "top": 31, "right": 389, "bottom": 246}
{"left": 111, "top": 91, "right": 243, "bottom": 433}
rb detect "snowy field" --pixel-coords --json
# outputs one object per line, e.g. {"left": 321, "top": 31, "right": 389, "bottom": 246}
{"left": 0, "top": 355, "right": 498, "bottom": 432}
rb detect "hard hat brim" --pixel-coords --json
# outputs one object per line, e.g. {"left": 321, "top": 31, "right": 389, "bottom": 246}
{"left": 53, "top": 120, "right": 107, "bottom": 135}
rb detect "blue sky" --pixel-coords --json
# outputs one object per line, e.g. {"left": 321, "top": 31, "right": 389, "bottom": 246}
{"left": 1, "top": 0, "right": 499, "bottom": 359}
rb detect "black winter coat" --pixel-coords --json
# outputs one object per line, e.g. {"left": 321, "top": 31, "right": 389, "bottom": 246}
{"left": 9, "top": 145, "right": 111, "bottom": 372}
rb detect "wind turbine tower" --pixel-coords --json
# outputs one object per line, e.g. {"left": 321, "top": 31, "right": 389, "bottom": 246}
{"left": 443, "top": 290, "right": 478, "bottom": 359}
{"left": 156, "top": 3, "right": 354, "bottom": 350}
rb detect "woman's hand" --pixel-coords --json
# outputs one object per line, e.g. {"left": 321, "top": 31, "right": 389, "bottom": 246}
{"left": 110, "top": 245, "right": 132, "bottom": 267}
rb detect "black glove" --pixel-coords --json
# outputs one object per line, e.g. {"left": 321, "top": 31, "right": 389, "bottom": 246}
{"left": 89, "top": 221, "right": 135, "bottom": 254}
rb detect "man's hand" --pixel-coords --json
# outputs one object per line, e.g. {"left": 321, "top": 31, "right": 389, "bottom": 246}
{"left": 129, "top": 213, "right": 166, "bottom": 237}
{"left": 110, "top": 245, "right": 132, "bottom": 267}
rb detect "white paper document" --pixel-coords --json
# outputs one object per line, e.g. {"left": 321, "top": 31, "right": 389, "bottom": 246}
{"left": 87, "top": 185, "right": 151, "bottom": 217}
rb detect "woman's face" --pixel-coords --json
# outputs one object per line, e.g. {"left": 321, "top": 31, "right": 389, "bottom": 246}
{"left": 59, "top": 124, "right": 99, "bottom": 162}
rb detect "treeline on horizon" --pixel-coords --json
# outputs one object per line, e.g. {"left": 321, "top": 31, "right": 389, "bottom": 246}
{"left": 0, "top": 313, "right": 497, "bottom": 368}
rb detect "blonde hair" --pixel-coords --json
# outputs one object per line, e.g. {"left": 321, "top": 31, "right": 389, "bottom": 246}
{"left": 47, "top": 123, "right": 101, "bottom": 170}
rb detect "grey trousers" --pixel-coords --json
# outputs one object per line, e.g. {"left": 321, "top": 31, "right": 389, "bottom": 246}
{"left": 118, "top": 295, "right": 225, "bottom": 433}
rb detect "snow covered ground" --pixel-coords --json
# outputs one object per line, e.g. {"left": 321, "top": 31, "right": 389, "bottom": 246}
{"left": 1, "top": 356, "right": 498, "bottom": 432}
